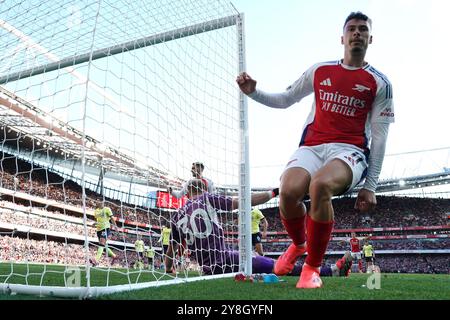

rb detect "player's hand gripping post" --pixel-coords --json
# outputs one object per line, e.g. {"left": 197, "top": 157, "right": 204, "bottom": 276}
{"left": 236, "top": 72, "right": 257, "bottom": 95}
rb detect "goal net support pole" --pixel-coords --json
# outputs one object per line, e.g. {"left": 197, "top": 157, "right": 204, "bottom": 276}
{"left": 236, "top": 13, "right": 252, "bottom": 277}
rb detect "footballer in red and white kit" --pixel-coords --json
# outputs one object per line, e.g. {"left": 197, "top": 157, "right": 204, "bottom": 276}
{"left": 349, "top": 233, "right": 362, "bottom": 259}
{"left": 249, "top": 59, "right": 395, "bottom": 192}
{"left": 348, "top": 232, "right": 364, "bottom": 272}
{"left": 237, "top": 12, "right": 394, "bottom": 289}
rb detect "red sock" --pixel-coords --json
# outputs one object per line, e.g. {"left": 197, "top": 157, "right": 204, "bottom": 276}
{"left": 358, "top": 260, "right": 363, "bottom": 271}
{"left": 280, "top": 213, "right": 306, "bottom": 246}
{"left": 305, "top": 215, "right": 334, "bottom": 268}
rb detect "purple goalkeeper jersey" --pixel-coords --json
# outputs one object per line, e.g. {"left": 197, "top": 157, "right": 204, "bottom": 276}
{"left": 170, "top": 192, "right": 237, "bottom": 274}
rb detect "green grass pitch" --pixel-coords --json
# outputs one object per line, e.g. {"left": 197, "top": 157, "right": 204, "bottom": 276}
{"left": 0, "top": 263, "right": 448, "bottom": 300}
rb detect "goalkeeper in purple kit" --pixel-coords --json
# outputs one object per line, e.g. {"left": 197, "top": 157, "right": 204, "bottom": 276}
{"left": 164, "top": 179, "right": 278, "bottom": 275}
{"left": 164, "top": 179, "right": 353, "bottom": 278}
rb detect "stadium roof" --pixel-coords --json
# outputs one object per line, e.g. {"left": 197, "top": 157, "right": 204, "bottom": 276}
{"left": 252, "top": 171, "right": 450, "bottom": 196}
{"left": 0, "top": 85, "right": 182, "bottom": 188}
{"left": 373, "top": 172, "right": 450, "bottom": 193}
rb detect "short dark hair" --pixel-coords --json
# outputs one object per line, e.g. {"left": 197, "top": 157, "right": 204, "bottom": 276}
{"left": 192, "top": 162, "right": 204, "bottom": 170}
{"left": 344, "top": 11, "right": 372, "bottom": 29}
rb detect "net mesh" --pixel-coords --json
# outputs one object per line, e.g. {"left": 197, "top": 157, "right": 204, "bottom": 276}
{"left": 0, "top": 0, "right": 242, "bottom": 298}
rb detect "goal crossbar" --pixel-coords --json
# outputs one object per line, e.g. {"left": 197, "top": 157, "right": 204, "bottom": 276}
{"left": 0, "top": 15, "right": 238, "bottom": 84}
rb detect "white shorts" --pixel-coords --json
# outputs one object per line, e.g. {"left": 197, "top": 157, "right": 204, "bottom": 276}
{"left": 283, "top": 143, "right": 368, "bottom": 192}
{"left": 351, "top": 252, "right": 362, "bottom": 260}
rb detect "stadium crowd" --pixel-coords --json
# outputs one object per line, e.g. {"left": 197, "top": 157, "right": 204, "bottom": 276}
{"left": 1, "top": 156, "right": 449, "bottom": 274}
{"left": 374, "top": 255, "right": 449, "bottom": 274}
{"left": 1, "top": 235, "right": 447, "bottom": 274}
{"left": 0, "top": 235, "right": 163, "bottom": 268}
{"left": 2, "top": 160, "right": 449, "bottom": 229}
{"left": 0, "top": 200, "right": 161, "bottom": 248}
{"left": 264, "top": 239, "right": 450, "bottom": 252}
{"left": 261, "top": 195, "right": 449, "bottom": 229}
{"left": 1, "top": 169, "right": 164, "bottom": 226}
{"left": 0, "top": 203, "right": 96, "bottom": 238}
{"left": 1, "top": 235, "right": 92, "bottom": 266}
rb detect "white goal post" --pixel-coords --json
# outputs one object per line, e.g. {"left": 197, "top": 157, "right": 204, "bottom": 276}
{"left": 0, "top": 0, "right": 252, "bottom": 298}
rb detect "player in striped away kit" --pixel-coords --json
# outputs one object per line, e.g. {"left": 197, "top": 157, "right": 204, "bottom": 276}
{"left": 237, "top": 11, "right": 394, "bottom": 288}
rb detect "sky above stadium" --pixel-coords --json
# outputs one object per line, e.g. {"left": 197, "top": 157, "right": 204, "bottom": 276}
{"left": 2, "top": 0, "right": 449, "bottom": 192}
{"left": 233, "top": 0, "right": 450, "bottom": 187}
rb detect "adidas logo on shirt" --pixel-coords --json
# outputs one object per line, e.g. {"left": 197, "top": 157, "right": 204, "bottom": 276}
{"left": 320, "top": 78, "right": 332, "bottom": 86}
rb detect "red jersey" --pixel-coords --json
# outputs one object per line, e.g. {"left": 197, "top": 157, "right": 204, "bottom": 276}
{"left": 349, "top": 237, "right": 361, "bottom": 252}
{"left": 290, "top": 60, "right": 394, "bottom": 151}
{"left": 248, "top": 60, "right": 395, "bottom": 192}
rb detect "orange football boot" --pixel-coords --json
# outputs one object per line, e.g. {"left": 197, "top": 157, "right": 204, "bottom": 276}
{"left": 296, "top": 263, "right": 323, "bottom": 289}
{"left": 274, "top": 243, "right": 307, "bottom": 276}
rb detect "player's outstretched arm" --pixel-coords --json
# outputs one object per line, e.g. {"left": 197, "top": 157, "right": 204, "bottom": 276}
{"left": 170, "top": 181, "right": 189, "bottom": 199}
{"left": 231, "top": 188, "right": 279, "bottom": 210}
{"left": 357, "top": 122, "right": 390, "bottom": 212}
{"left": 169, "top": 187, "right": 183, "bottom": 199}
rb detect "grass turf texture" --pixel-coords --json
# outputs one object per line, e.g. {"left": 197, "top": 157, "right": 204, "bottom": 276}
{"left": 0, "top": 263, "right": 448, "bottom": 300}
{"left": 101, "top": 273, "right": 450, "bottom": 300}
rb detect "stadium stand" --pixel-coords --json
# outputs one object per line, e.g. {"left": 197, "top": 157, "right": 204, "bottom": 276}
{"left": 1, "top": 154, "right": 449, "bottom": 274}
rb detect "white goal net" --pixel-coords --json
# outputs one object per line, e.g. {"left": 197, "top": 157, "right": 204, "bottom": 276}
{"left": 0, "top": 0, "right": 249, "bottom": 298}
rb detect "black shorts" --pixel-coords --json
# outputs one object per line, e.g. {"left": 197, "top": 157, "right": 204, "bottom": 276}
{"left": 163, "top": 245, "right": 169, "bottom": 255}
{"left": 252, "top": 232, "right": 262, "bottom": 245}
{"left": 365, "top": 256, "right": 374, "bottom": 263}
{"left": 137, "top": 252, "right": 144, "bottom": 259}
{"left": 97, "top": 228, "right": 111, "bottom": 240}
